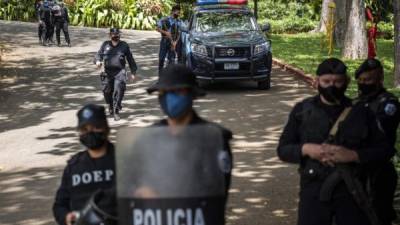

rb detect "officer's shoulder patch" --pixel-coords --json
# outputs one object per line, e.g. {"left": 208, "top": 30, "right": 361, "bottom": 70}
{"left": 384, "top": 103, "right": 397, "bottom": 116}
{"left": 218, "top": 151, "right": 232, "bottom": 174}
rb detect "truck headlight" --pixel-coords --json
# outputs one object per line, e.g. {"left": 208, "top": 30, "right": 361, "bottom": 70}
{"left": 191, "top": 43, "right": 208, "bottom": 56}
{"left": 254, "top": 41, "right": 271, "bottom": 55}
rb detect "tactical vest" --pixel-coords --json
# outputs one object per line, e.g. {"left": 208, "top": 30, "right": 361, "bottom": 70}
{"left": 103, "top": 41, "right": 126, "bottom": 71}
{"left": 297, "top": 97, "right": 369, "bottom": 182}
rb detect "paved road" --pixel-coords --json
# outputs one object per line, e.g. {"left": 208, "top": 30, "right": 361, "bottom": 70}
{"left": 0, "top": 21, "right": 314, "bottom": 225}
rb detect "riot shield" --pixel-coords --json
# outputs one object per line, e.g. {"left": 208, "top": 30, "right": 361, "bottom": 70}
{"left": 117, "top": 125, "right": 227, "bottom": 225}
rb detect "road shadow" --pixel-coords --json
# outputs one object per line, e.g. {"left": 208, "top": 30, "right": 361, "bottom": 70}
{"left": 0, "top": 21, "right": 314, "bottom": 225}
{"left": 0, "top": 166, "right": 62, "bottom": 225}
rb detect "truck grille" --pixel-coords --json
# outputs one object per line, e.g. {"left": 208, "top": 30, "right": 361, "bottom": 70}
{"left": 215, "top": 47, "right": 250, "bottom": 58}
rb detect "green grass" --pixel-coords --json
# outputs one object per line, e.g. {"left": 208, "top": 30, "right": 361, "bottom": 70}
{"left": 270, "top": 33, "right": 400, "bottom": 169}
{"left": 270, "top": 33, "right": 396, "bottom": 97}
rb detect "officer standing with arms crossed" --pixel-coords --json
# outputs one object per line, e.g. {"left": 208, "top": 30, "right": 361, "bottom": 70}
{"left": 277, "top": 58, "right": 394, "bottom": 225}
{"left": 52, "top": 0, "right": 71, "bottom": 47}
{"left": 147, "top": 64, "right": 233, "bottom": 194}
{"left": 156, "top": 5, "right": 182, "bottom": 73}
{"left": 53, "top": 104, "right": 116, "bottom": 225}
{"left": 94, "top": 28, "right": 138, "bottom": 121}
{"left": 355, "top": 58, "right": 400, "bottom": 225}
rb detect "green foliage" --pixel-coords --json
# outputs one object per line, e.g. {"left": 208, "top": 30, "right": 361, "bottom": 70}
{"left": 378, "top": 21, "right": 395, "bottom": 39}
{"left": 270, "top": 33, "right": 395, "bottom": 95}
{"left": 251, "top": 0, "right": 319, "bottom": 34}
{"left": 0, "top": 0, "right": 36, "bottom": 22}
{"left": 68, "top": 0, "right": 173, "bottom": 30}
{"left": 0, "top": 0, "right": 174, "bottom": 30}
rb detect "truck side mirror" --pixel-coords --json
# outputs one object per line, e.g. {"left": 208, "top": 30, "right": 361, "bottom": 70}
{"left": 181, "top": 21, "right": 189, "bottom": 33}
{"left": 262, "top": 23, "right": 270, "bottom": 32}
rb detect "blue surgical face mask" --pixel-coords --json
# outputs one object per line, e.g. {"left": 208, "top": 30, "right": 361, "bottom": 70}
{"left": 159, "top": 92, "right": 193, "bottom": 119}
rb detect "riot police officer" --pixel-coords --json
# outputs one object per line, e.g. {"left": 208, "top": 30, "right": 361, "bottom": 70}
{"left": 147, "top": 64, "right": 233, "bottom": 193}
{"left": 52, "top": 0, "right": 71, "bottom": 47}
{"left": 53, "top": 104, "right": 116, "bottom": 225}
{"left": 94, "top": 28, "right": 138, "bottom": 121}
{"left": 355, "top": 58, "right": 400, "bottom": 225}
{"left": 156, "top": 5, "right": 182, "bottom": 73}
{"left": 277, "top": 58, "right": 394, "bottom": 225}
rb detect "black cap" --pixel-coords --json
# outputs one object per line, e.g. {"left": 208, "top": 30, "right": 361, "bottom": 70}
{"left": 147, "top": 64, "right": 206, "bottom": 97}
{"left": 316, "top": 58, "right": 347, "bottom": 77}
{"left": 77, "top": 104, "right": 108, "bottom": 129}
{"left": 109, "top": 28, "right": 120, "bottom": 34}
{"left": 355, "top": 58, "right": 383, "bottom": 79}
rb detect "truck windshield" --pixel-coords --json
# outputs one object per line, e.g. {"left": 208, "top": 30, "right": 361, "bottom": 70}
{"left": 194, "top": 12, "right": 258, "bottom": 33}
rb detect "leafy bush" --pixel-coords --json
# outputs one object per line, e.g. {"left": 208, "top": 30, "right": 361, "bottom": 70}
{"left": 251, "top": 0, "right": 318, "bottom": 34}
{"left": 68, "top": 0, "right": 173, "bottom": 30}
{"left": 0, "top": 0, "right": 174, "bottom": 30}
{"left": 0, "top": 0, "right": 36, "bottom": 22}
{"left": 378, "top": 21, "right": 394, "bottom": 40}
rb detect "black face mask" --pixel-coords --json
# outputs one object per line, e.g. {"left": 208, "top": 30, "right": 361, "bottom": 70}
{"left": 358, "top": 83, "right": 379, "bottom": 96}
{"left": 111, "top": 35, "right": 120, "bottom": 42}
{"left": 318, "top": 85, "right": 346, "bottom": 104}
{"left": 80, "top": 131, "right": 107, "bottom": 150}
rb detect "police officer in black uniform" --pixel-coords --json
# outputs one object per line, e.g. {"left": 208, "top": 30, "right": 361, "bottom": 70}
{"left": 35, "top": 0, "right": 44, "bottom": 44}
{"left": 53, "top": 104, "right": 116, "bottom": 225}
{"left": 277, "top": 58, "right": 394, "bottom": 225}
{"left": 38, "top": 0, "right": 54, "bottom": 46}
{"left": 156, "top": 5, "right": 182, "bottom": 73}
{"left": 94, "top": 28, "right": 138, "bottom": 121}
{"left": 147, "top": 64, "right": 233, "bottom": 194}
{"left": 52, "top": 1, "right": 71, "bottom": 47}
{"left": 355, "top": 58, "right": 400, "bottom": 225}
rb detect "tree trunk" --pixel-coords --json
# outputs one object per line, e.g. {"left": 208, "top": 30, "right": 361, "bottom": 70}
{"left": 394, "top": 0, "right": 400, "bottom": 87}
{"left": 334, "top": 0, "right": 348, "bottom": 48}
{"left": 342, "top": 0, "right": 368, "bottom": 59}
{"left": 315, "top": 0, "right": 333, "bottom": 33}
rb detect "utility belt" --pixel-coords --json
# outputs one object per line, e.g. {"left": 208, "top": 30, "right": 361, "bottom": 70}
{"left": 100, "top": 69, "right": 126, "bottom": 81}
{"left": 299, "top": 159, "right": 333, "bottom": 182}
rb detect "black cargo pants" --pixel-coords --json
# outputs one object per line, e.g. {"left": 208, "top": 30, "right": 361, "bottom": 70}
{"left": 101, "top": 69, "right": 127, "bottom": 112}
{"left": 297, "top": 179, "right": 370, "bottom": 225}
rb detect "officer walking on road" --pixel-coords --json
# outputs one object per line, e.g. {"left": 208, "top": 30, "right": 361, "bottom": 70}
{"left": 52, "top": 1, "right": 71, "bottom": 47}
{"left": 277, "top": 58, "right": 394, "bottom": 225}
{"left": 147, "top": 64, "right": 233, "bottom": 194}
{"left": 94, "top": 28, "right": 138, "bottom": 121}
{"left": 53, "top": 104, "right": 116, "bottom": 225}
{"left": 156, "top": 5, "right": 182, "bottom": 73}
{"left": 355, "top": 58, "right": 400, "bottom": 225}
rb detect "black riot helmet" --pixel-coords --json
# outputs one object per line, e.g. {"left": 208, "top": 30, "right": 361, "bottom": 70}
{"left": 109, "top": 28, "right": 120, "bottom": 35}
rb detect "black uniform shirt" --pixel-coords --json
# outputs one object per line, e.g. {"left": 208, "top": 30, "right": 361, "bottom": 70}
{"left": 277, "top": 95, "right": 394, "bottom": 165}
{"left": 95, "top": 41, "right": 138, "bottom": 76}
{"left": 52, "top": 143, "right": 116, "bottom": 225}
{"left": 358, "top": 89, "right": 400, "bottom": 147}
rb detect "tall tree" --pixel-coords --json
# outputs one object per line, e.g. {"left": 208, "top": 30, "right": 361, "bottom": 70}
{"left": 394, "top": 0, "right": 400, "bottom": 86}
{"left": 315, "top": 0, "right": 333, "bottom": 33}
{"left": 334, "top": 0, "right": 351, "bottom": 48}
{"left": 342, "top": 0, "right": 368, "bottom": 59}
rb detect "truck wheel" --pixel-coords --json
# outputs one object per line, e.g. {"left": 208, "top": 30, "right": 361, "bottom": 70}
{"left": 257, "top": 76, "right": 271, "bottom": 90}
